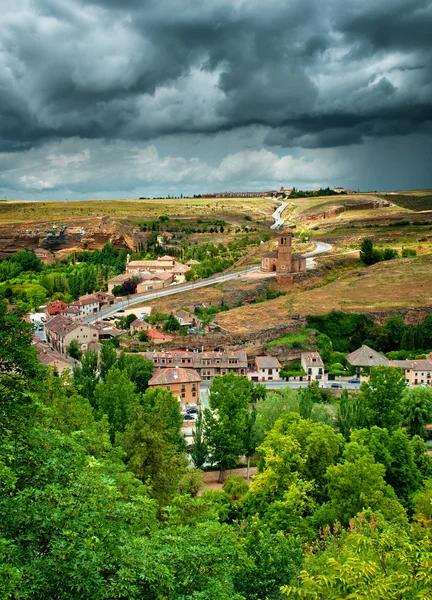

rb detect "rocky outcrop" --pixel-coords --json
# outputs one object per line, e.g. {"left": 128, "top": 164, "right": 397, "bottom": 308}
{"left": 301, "top": 199, "right": 391, "bottom": 222}
{"left": 0, "top": 217, "right": 143, "bottom": 256}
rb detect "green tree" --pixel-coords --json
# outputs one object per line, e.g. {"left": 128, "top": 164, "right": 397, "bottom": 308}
{"left": 360, "top": 365, "right": 405, "bottom": 430}
{"left": 255, "top": 388, "right": 299, "bottom": 445}
{"left": 94, "top": 368, "right": 139, "bottom": 439}
{"left": 163, "top": 314, "right": 181, "bottom": 332}
{"left": 321, "top": 441, "right": 406, "bottom": 526}
{"left": 66, "top": 339, "right": 82, "bottom": 361}
{"left": 204, "top": 373, "right": 251, "bottom": 482}
{"left": 99, "top": 343, "right": 117, "bottom": 381}
{"left": 191, "top": 410, "right": 208, "bottom": 468}
{"left": 402, "top": 386, "right": 432, "bottom": 438}
{"left": 117, "top": 352, "right": 154, "bottom": 393}
{"left": 72, "top": 349, "right": 98, "bottom": 401}
{"left": 117, "top": 390, "right": 186, "bottom": 507}
{"left": 282, "top": 513, "right": 432, "bottom": 600}
{"left": 337, "top": 389, "right": 366, "bottom": 438}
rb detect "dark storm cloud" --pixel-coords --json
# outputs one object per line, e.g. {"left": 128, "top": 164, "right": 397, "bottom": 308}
{"left": 0, "top": 0, "right": 431, "bottom": 151}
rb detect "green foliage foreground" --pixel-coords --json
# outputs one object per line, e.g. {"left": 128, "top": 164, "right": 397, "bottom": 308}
{"left": 1, "top": 300, "right": 432, "bottom": 598}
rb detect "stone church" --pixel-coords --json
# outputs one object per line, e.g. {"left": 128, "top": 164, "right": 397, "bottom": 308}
{"left": 261, "top": 232, "right": 307, "bottom": 273}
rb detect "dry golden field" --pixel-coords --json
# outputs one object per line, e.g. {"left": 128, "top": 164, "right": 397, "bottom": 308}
{"left": 0, "top": 197, "right": 277, "bottom": 225}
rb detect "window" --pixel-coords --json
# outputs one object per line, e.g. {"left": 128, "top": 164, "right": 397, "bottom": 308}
{"left": 166, "top": 386, "right": 170, "bottom": 390}
{"left": 181, "top": 393, "right": 186, "bottom": 399}
{"left": 192, "top": 392, "right": 196, "bottom": 397}
{"left": 181, "top": 385, "right": 185, "bottom": 392}
{"left": 268, "top": 369, "right": 273, "bottom": 375}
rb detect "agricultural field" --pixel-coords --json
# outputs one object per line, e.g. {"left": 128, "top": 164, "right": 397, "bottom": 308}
{"left": 0, "top": 196, "right": 277, "bottom": 225}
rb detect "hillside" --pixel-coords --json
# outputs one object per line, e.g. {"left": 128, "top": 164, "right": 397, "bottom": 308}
{"left": 214, "top": 254, "right": 432, "bottom": 334}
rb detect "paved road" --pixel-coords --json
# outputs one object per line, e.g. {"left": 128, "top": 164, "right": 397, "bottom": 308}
{"left": 83, "top": 266, "right": 260, "bottom": 323}
{"left": 270, "top": 201, "right": 288, "bottom": 230}
{"left": 201, "top": 380, "right": 360, "bottom": 391}
{"left": 304, "top": 240, "right": 333, "bottom": 269}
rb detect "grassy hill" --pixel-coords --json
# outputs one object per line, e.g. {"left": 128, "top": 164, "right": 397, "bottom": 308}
{"left": 379, "top": 193, "right": 432, "bottom": 212}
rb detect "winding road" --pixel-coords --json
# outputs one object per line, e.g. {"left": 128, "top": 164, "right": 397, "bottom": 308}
{"left": 83, "top": 201, "right": 332, "bottom": 323}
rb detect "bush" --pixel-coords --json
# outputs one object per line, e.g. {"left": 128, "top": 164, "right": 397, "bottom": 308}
{"left": 402, "top": 248, "right": 417, "bottom": 257}
{"left": 222, "top": 476, "right": 249, "bottom": 501}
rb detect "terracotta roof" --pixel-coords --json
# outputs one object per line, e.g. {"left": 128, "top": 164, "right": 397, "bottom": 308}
{"left": 172, "top": 263, "right": 189, "bottom": 273}
{"left": 346, "top": 345, "right": 389, "bottom": 367}
{"left": 301, "top": 352, "right": 324, "bottom": 368}
{"left": 45, "top": 315, "right": 97, "bottom": 337}
{"left": 109, "top": 274, "right": 130, "bottom": 284}
{"left": 149, "top": 367, "right": 201, "bottom": 386}
{"left": 46, "top": 300, "right": 67, "bottom": 315}
{"left": 256, "top": 356, "right": 281, "bottom": 369}
{"left": 262, "top": 251, "right": 278, "bottom": 258}
{"left": 62, "top": 306, "right": 81, "bottom": 315}
{"left": 35, "top": 341, "right": 75, "bottom": 368}
{"left": 158, "top": 254, "right": 175, "bottom": 259}
{"left": 147, "top": 329, "right": 174, "bottom": 340}
{"left": 76, "top": 294, "right": 100, "bottom": 305}
{"left": 186, "top": 259, "right": 200, "bottom": 265}
{"left": 128, "top": 260, "right": 173, "bottom": 268}
{"left": 391, "top": 359, "right": 432, "bottom": 371}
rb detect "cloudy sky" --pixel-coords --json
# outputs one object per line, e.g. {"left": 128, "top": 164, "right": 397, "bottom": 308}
{"left": 1, "top": 0, "right": 431, "bottom": 199}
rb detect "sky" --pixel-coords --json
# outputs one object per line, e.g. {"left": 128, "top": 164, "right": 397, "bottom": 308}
{"left": 1, "top": 0, "right": 431, "bottom": 199}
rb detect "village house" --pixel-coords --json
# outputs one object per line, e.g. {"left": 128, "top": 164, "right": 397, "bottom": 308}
{"left": 46, "top": 300, "right": 68, "bottom": 317}
{"left": 147, "top": 329, "right": 174, "bottom": 345}
{"left": 261, "top": 232, "right": 306, "bottom": 274}
{"left": 248, "top": 356, "right": 281, "bottom": 382}
{"left": 148, "top": 367, "right": 201, "bottom": 407}
{"left": 130, "top": 319, "right": 153, "bottom": 335}
{"left": 45, "top": 315, "right": 99, "bottom": 354}
{"left": 346, "top": 345, "right": 390, "bottom": 371}
{"left": 107, "top": 271, "right": 173, "bottom": 294}
{"left": 156, "top": 232, "right": 173, "bottom": 245}
{"left": 389, "top": 359, "right": 432, "bottom": 386}
{"left": 61, "top": 305, "right": 82, "bottom": 320}
{"left": 69, "top": 295, "right": 100, "bottom": 318}
{"left": 90, "top": 291, "right": 115, "bottom": 307}
{"left": 173, "top": 309, "right": 203, "bottom": 329}
{"left": 301, "top": 352, "right": 325, "bottom": 381}
{"left": 135, "top": 272, "right": 174, "bottom": 292}
{"left": 35, "top": 340, "right": 77, "bottom": 374}
{"left": 140, "top": 349, "right": 248, "bottom": 381}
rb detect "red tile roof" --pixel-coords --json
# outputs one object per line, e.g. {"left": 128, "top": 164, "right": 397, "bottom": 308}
{"left": 46, "top": 300, "right": 67, "bottom": 315}
{"left": 149, "top": 367, "right": 201, "bottom": 386}
{"left": 147, "top": 329, "right": 174, "bottom": 340}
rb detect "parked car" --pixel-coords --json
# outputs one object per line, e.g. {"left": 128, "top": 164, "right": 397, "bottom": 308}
{"left": 186, "top": 407, "right": 198, "bottom": 414}
{"left": 41, "top": 316, "right": 46, "bottom": 322}
{"left": 183, "top": 414, "right": 196, "bottom": 421}
{"left": 348, "top": 378, "right": 361, "bottom": 384}
{"left": 102, "top": 317, "right": 111, "bottom": 322}
{"left": 330, "top": 383, "right": 343, "bottom": 389}
{"left": 117, "top": 309, "right": 125, "bottom": 313}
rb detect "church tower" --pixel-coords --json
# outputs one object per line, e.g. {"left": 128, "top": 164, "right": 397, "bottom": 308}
{"left": 278, "top": 233, "right": 292, "bottom": 272}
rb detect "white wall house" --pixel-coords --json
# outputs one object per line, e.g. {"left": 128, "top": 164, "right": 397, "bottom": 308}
{"left": 301, "top": 352, "right": 324, "bottom": 381}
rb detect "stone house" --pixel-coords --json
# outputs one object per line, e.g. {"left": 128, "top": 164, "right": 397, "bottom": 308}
{"left": 390, "top": 359, "right": 432, "bottom": 386}
{"left": 248, "top": 356, "right": 281, "bottom": 382}
{"left": 346, "top": 345, "right": 390, "bottom": 370}
{"left": 141, "top": 349, "right": 248, "bottom": 381}
{"left": 148, "top": 366, "right": 201, "bottom": 407}
{"left": 45, "top": 315, "right": 99, "bottom": 354}
{"left": 130, "top": 319, "right": 153, "bottom": 335}
{"left": 301, "top": 352, "right": 325, "bottom": 381}
{"left": 173, "top": 309, "right": 203, "bottom": 329}
{"left": 35, "top": 340, "right": 77, "bottom": 374}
